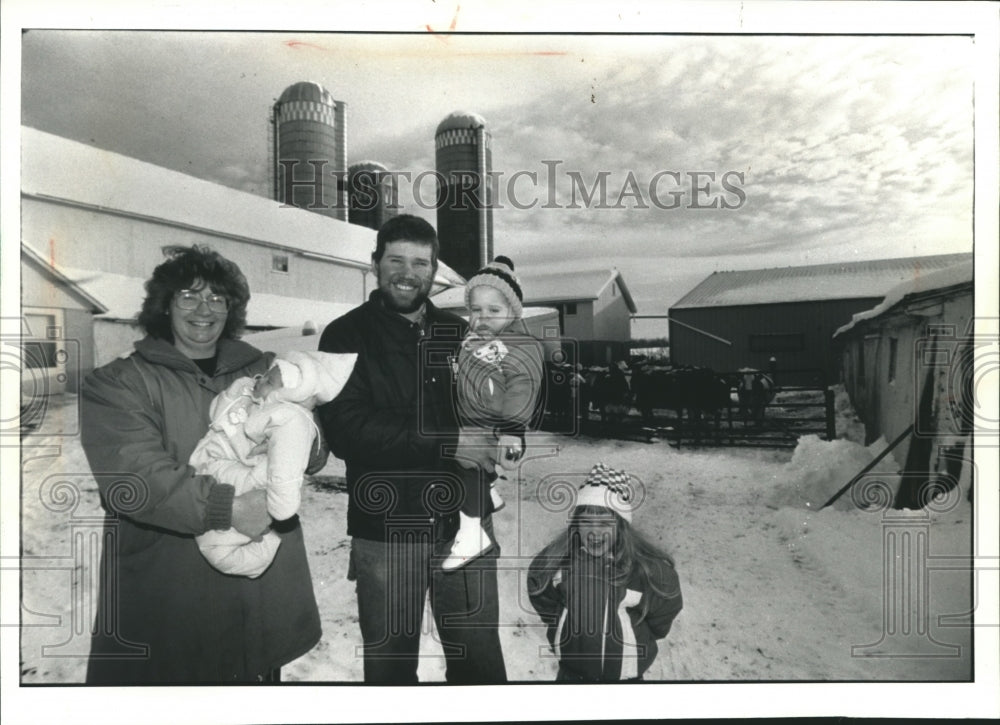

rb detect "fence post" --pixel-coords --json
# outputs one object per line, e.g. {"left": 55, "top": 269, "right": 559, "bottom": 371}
{"left": 824, "top": 388, "right": 836, "bottom": 440}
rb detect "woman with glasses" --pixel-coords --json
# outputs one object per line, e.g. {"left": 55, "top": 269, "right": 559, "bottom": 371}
{"left": 80, "top": 245, "right": 322, "bottom": 683}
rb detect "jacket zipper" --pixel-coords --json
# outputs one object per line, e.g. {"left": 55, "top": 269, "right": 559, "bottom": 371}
{"left": 600, "top": 582, "right": 610, "bottom": 677}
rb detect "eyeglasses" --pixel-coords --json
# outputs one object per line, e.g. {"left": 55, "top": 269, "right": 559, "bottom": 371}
{"left": 175, "top": 289, "right": 229, "bottom": 313}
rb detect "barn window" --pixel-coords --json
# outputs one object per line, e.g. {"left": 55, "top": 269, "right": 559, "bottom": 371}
{"left": 564, "top": 303, "right": 577, "bottom": 316}
{"left": 272, "top": 254, "right": 289, "bottom": 273}
{"left": 611, "top": 283, "right": 617, "bottom": 297}
{"left": 748, "top": 333, "right": 804, "bottom": 353}
{"left": 858, "top": 343, "right": 865, "bottom": 384}
{"left": 22, "top": 313, "right": 59, "bottom": 369}
{"left": 888, "top": 337, "right": 898, "bottom": 383}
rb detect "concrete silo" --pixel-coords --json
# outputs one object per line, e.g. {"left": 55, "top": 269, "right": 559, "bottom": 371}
{"left": 271, "top": 81, "right": 347, "bottom": 221}
{"left": 348, "top": 161, "right": 399, "bottom": 231}
{"left": 435, "top": 111, "right": 493, "bottom": 280}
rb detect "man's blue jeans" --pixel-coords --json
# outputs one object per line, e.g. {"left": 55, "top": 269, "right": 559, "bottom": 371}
{"left": 349, "top": 518, "right": 507, "bottom": 684}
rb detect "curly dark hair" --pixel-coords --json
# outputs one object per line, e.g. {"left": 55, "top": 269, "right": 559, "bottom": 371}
{"left": 137, "top": 245, "right": 250, "bottom": 341}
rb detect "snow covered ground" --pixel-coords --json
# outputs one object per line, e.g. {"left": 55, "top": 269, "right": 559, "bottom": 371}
{"left": 11, "top": 390, "right": 995, "bottom": 719}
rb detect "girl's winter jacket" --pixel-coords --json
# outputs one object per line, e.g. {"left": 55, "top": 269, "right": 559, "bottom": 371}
{"left": 528, "top": 550, "right": 683, "bottom": 681}
{"left": 80, "top": 336, "right": 321, "bottom": 683}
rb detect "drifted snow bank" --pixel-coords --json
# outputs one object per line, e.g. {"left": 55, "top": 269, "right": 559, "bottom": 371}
{"left": 831, "top": 382, "right": 866, "bottom": 445}
{"left": 765, "top": 430, "right": 973, "bottom": 657}
{"left": 768, "top": 433, "right": 901, "bottom": 511}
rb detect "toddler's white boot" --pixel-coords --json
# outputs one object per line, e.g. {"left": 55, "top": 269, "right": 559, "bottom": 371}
{"left": 490, "top": 479, "right": 505, "bottom": 512}
{"left": 442, "top": 512, "right": 492, "bottom": 570}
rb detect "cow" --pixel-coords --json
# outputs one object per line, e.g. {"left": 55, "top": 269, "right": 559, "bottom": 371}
{"left": 736, "top": 368, "right": 776, "bottom": 425}
{"left": 542, "top": 361, "right": 585, "bottom": 429}
{"left": 583, "top": 361, "right": 632, "bottom": 426}
{"left": 630, "top": 363, "right": 732, "bottom": 443}
{"left": 629, "top": 363, "right": 677, "bottom": 425}
{"left": 675, "top": 366, "right": 731, "bottom": 441}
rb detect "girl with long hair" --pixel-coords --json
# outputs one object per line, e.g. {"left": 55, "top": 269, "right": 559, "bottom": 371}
{"left": 527, "top": 463, "right": 683, "bottom": 681}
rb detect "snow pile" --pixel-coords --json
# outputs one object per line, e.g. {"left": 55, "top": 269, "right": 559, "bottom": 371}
{"left": 768, "top": 434, "right": 900, "bottom": 511}
{"left": 831, "top": 382, "right": 866, "bottom": 444}
{"left": 769, "top": 503, "right": 884, "bottom": 613}
{"left": 767, "top": 484, "right": 973, "bottom": 646}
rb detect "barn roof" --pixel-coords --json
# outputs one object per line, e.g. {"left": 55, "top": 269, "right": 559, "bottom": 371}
{"left": 431, "top": 268, "right": 637, "bottom": 313}
{"left": 671, "top": 253, "right": 973, "bottom": 310}
{"left": 834, "top": 258, "right": 974, "bottom": 337}
{"left": 20, "top": 126, "right": 464, "bottom": 286}
{"left": 523, "top": 269, "right": 637, "bottom": 313}
{"left": 21, "top": 243, "right": 108, "bottom": 314}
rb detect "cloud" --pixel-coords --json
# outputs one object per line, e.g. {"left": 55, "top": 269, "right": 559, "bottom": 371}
{"left": 19, "top": 31, "right": 975, "bottom": 321}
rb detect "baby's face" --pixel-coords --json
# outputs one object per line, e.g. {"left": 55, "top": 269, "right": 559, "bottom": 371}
{"left": 253, "top": 365, "right": 283, "bottom": 399}
{"left": 468, "top": 286, "right": 515, "bottom": 339}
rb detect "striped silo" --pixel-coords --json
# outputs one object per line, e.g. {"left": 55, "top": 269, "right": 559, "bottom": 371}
{"left": 347, "top": 161, "right": 399, "bottom": 231}
{"left": 271, "top": 81, "right": 347, "bottom": 221}
{"left": 435, "top": 111, "right": 493, "bottom": 280}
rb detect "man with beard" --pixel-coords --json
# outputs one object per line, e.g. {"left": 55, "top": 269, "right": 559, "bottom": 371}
{"left": 318, "top": 214, "right": 507, "bottom": 684}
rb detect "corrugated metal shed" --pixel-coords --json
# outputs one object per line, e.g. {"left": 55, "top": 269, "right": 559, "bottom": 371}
{"left": 834, "top": 258, "right": 974, "bottom": 337}
{"left": 673, "top": 253, "right": 972, "bottom": 309}
{"left": 833, "top": 257, "right": 974, "bottom": 463}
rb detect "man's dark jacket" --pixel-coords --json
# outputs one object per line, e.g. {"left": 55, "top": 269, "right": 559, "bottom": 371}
{"left": 318, "top": 290, "right": 470, "bottom": 542}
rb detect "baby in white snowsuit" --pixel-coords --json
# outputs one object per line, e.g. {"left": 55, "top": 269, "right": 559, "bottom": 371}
{"left": 191, "top": 350, "right": 357, "bottom": 577}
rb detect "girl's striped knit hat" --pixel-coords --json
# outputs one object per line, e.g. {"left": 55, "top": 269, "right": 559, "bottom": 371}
{"left": 464, "top": 255, "right": 523, "bottom": 318}
{"left": 576, "top": 462, "right": 635, "bottom": 521}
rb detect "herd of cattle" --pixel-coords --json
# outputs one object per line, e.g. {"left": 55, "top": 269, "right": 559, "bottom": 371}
{"left": 542, "top": 359, "right": 777, "bottom": 435}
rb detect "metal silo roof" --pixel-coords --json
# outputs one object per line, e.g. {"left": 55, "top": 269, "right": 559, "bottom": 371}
{"left": 348, "top": 161, "right": 389, "bottom": 173}
{"left": 278, "top": 81, "right": 336, "bottom": 106}
{"left": 435, "top": 111, "right": 489, "bottom": 135}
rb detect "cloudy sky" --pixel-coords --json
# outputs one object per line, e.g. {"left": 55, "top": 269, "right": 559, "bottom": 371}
{"left": 15, "top": 12, "right": 982, "bottom": 337}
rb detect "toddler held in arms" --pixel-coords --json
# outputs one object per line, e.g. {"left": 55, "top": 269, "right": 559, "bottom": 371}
{"left": 445, "top": 256, "right": 544, "bottom": 570}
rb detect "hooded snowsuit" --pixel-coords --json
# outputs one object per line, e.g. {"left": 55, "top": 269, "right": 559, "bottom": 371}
{"left": 191, "top": 350, "right": 356, "bottom": 577}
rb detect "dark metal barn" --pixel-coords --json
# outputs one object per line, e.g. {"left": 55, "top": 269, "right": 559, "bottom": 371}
{"left": 668, "top": 254, "right": 973, "bottom": 387}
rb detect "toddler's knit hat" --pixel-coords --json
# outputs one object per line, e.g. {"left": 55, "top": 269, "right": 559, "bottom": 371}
{"left": 576, "top": 462, "right": 635, "bottom": 522}
{"left": 464, "top": 255, "right": 523, "bottom": 319}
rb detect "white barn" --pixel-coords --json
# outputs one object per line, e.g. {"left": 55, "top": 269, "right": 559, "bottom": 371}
{"left": 19, "top": 127, "right": 464, "bottom": 393}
